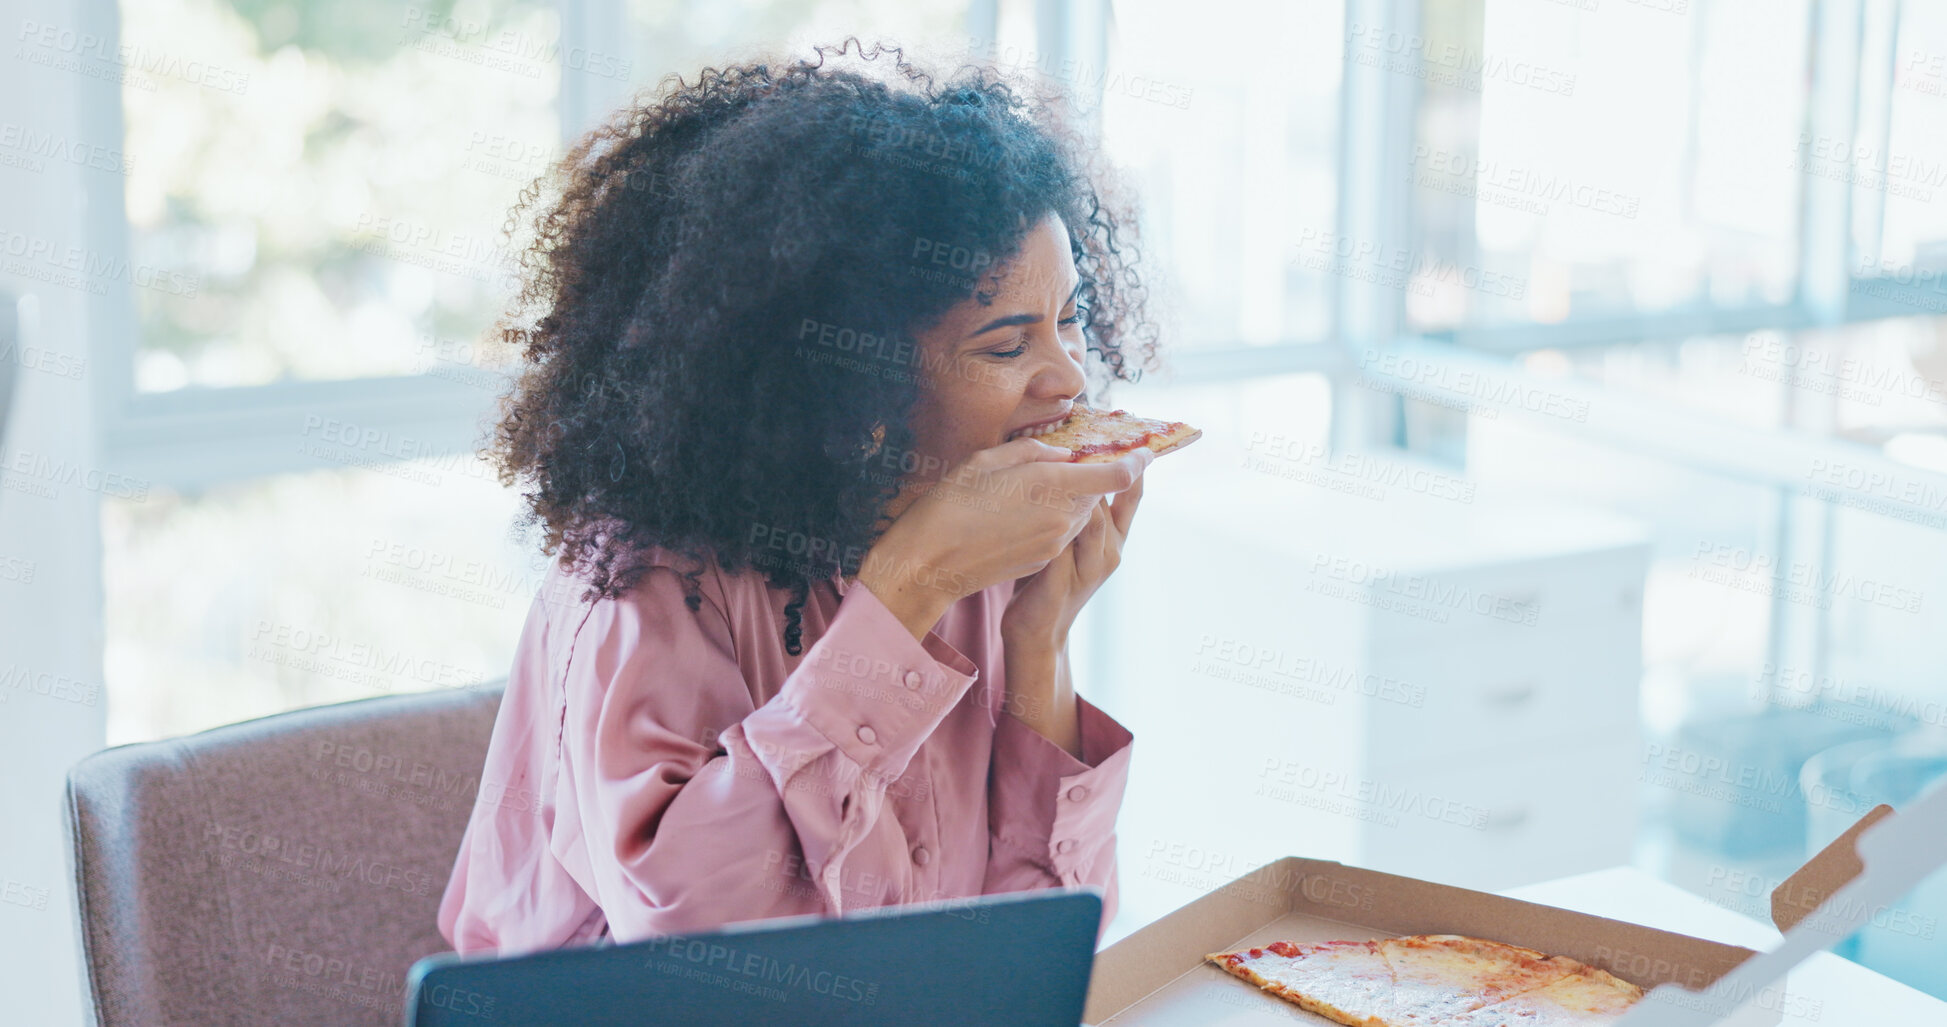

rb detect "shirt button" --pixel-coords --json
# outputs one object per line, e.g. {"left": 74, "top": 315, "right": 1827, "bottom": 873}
{"left": 911, "top": 846, "right": 931, "bottom": 866}
{"left": 903, "top": 670, "right": 924, "bottom": 690}
{"left": 1066, "top": 785, "right": 1089, "bottom": 802}
{"left": 1056, "top": 839, "right": 1076, "bottom": 854}
{"left": 856, "top": 725, "right": 878, "bottom": 745}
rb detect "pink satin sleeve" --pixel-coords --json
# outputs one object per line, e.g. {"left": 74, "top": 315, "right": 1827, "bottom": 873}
{"left": 438, "top": 564, "right": 1136, "bottom": 953}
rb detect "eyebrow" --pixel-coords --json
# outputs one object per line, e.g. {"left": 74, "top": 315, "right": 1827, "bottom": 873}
{"left": 965, "top": 277, "right": 1084, "bottom": 339}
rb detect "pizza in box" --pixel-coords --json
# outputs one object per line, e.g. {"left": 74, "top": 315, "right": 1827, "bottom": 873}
{"left": 1207, "top": 933, "right": 1643, "bottom": 1026}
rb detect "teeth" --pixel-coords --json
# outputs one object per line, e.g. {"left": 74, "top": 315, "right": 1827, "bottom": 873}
{"left": 1012, "top": 420, "right": 1064, "bottom": 440}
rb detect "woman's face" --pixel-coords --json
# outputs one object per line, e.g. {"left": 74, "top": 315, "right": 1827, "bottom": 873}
{"left": 898, "top": 214, "right": 1088, "bottom": 497}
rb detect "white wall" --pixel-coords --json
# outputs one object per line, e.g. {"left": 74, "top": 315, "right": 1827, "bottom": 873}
{"left": 1, "top": 0, "right": 111, "bottom": 1021}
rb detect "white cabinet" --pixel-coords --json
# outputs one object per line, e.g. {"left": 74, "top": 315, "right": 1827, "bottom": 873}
{"left": 1093, "top": 444, "right": 1648, "bottom": 923}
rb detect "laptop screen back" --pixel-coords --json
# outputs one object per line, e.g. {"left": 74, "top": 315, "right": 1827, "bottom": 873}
{"left": 406, "top": 889, "right": 1102, "bottom": 1027}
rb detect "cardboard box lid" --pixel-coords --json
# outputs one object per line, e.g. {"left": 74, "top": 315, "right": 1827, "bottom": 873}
{"left": 1615, "top": 780, "right": 1947, "bottom": 1025}
{"left": 1085, "top": 781, "right": 1947, "bottom": 1026}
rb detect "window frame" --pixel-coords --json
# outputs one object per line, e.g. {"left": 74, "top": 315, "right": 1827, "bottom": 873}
{"left": 83, "top": 0, "right": 1947, "bottom": 505}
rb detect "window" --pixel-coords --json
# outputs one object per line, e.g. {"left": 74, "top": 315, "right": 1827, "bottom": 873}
{"left": 1101, "top": 0, "right": 1344, "bottom": 348}
{"left": 103, "top": 457, "right": 532, "bottom": 743}
{"left": 1407, "top": 0, "right": 1808, "bottom": 331}
{"left": 100, "top": 0, "right": 979, "bottom": 742}
{"left": 122, "top": 0, "right": 558, "bottom": 390}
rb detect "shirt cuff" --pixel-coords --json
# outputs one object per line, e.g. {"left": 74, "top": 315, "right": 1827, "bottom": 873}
{"left": 772, "top": 581, "right": 980, "bottom": 782}
{"left": 990, "top": 695, "right": 1134, "bottom": 883}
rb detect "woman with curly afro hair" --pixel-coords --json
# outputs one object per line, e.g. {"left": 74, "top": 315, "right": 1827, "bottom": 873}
{"left": 439, "top": 40, "right": 1165, "bottom": 955}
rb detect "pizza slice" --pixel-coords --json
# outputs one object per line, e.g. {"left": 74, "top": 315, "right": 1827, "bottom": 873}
{"left": 1016, "top": 406, "right": 1201, "bottom": 463}
{"left": 1206, "top": 940, "right": 1395, "bottom": 1026}
{"left": 1369, "top": 935, "right": 1581, "bottom": 1025}
{"left": 1206, "top": 934, "right": 1645, "bottom": 1026}
{"left": 1437, "top": 964, "right": 1644, "bottom": 1026}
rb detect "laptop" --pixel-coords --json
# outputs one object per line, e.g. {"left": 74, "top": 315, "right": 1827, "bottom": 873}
{"left": 404, "top": 889, "right": 1103, "bottom": 1026}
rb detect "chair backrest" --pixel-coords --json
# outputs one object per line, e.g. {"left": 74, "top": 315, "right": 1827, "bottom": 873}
{"left": 65, "top": 684, "right": 503, "bottom": 1027}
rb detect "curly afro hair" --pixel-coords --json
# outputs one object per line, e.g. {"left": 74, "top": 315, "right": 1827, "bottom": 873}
{"left": 491, "top": 39, "right": 1159, "bottom": 652}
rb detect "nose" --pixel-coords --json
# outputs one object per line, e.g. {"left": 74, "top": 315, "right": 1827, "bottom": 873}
{"left": 1031, "top": 330, "right": 1087, "bottom": 401}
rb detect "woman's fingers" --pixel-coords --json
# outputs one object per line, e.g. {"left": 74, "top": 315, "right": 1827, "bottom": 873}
{"left": 1108, "top": 466, "right": 1144, "bottom": 538}
{"left": 1065, "top": 499, "right": 1114, "bottom": 577}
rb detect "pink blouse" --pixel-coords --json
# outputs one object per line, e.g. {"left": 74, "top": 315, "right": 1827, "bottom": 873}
{"left": 437, "top": 549, "right": 1134, "bottom": 956}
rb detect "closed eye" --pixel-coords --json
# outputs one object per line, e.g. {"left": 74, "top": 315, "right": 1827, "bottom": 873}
{"left": 990, "top": 340, "right": 1030, "bottom": 358}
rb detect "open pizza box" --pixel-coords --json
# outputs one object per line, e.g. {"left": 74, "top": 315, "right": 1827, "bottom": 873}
{"left": 1082, "top": 779, "right": 1947, "bottom": 1025}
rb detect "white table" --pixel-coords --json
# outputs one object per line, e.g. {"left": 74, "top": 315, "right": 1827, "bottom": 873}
{"left": 1504, "top": 866, "right": 1945, "bottom": 1023}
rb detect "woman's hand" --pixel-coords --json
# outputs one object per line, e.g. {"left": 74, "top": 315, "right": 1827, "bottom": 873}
{"left": 996, "top": 478, "right": 1143, "bottom": 758}
{"left": 858, "top": 438, "right": 1152, "bottom": 642}
{"left": 999, "top": 475, "right": 1144, "bottom": 654}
